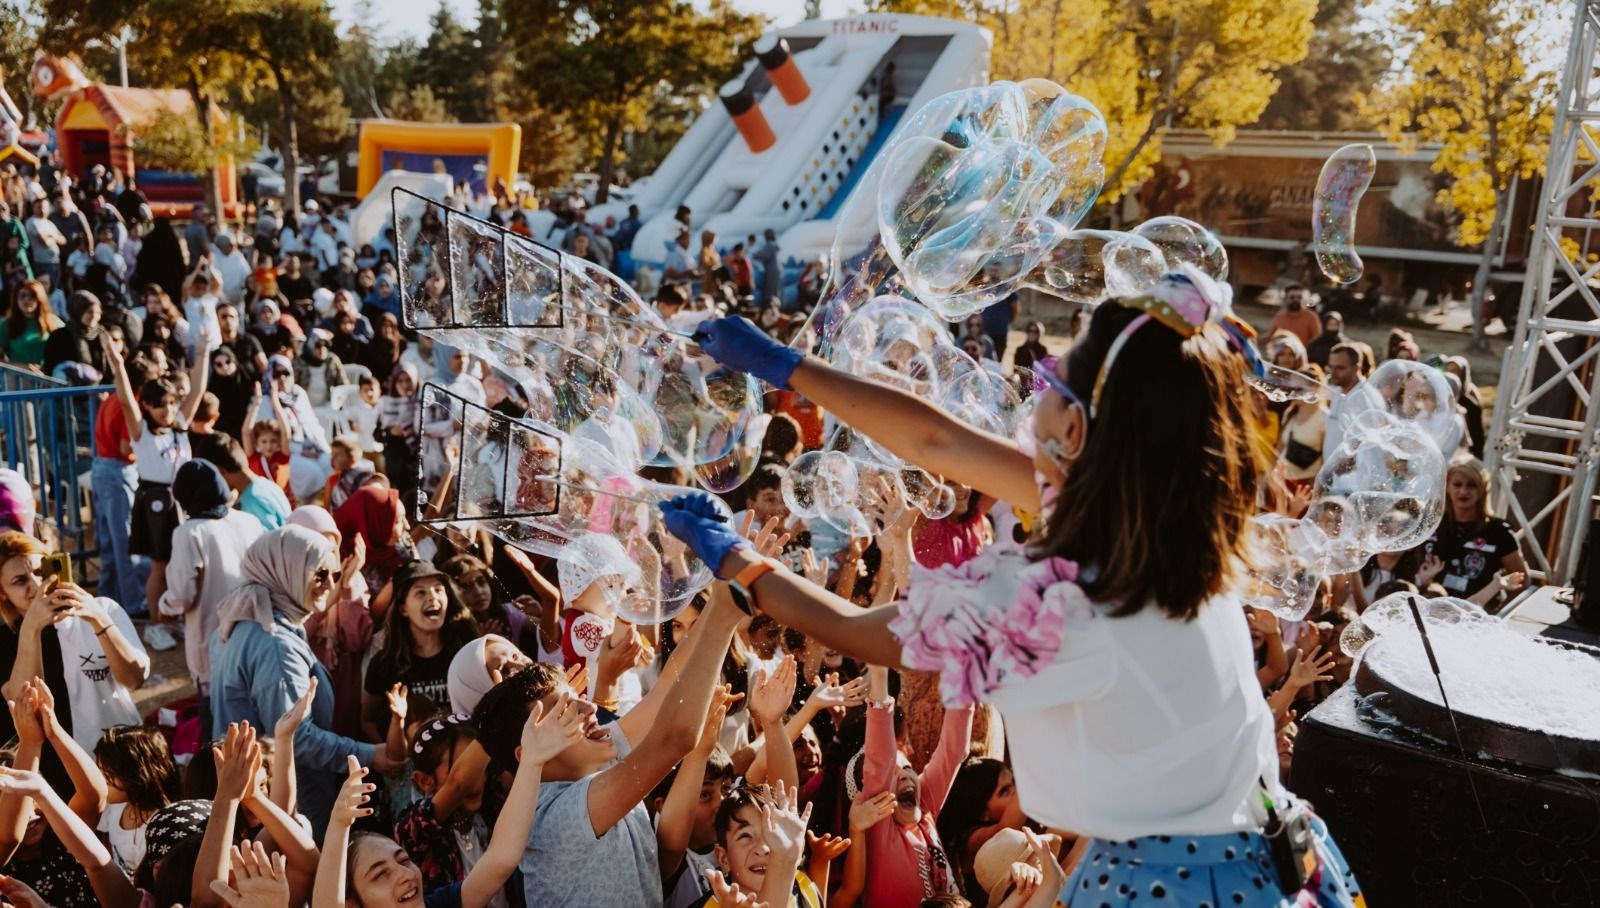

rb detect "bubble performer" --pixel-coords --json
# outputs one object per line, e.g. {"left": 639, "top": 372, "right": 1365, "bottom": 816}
{"left": 665, "top": 269, "right": 1363, "bottom": 907}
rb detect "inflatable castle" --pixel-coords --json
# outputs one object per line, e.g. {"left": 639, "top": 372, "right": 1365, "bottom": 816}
{"left": 32, "top": 51, "right": 240, "bottom": 218}
{"left": 585, "top": 13, "right": 990, "bottom": 298}
{"left": 0, "top": 66, "right": 44, "bottom": 170}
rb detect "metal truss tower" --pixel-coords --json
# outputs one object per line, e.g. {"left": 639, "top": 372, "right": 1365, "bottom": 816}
{"left": 1489, "top": 0, "right": 1600, "bottom": 583}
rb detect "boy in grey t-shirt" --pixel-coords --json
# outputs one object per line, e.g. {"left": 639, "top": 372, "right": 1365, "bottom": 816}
{"left": 473, "top": 587, "right": 743, "bottom": 908}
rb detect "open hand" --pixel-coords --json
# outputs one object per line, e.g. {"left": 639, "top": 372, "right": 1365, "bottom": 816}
{"left": 209, "top": 840, "right": 289, "bottom": 908}
{"left": 807, "top": 671, "right": 867, "bottom": 712}
{"left": 520, "top": 695, "right": 588, "bottom": 766}
{"left": 0, "top": 874, "right": 49, "bottom": 908}
{"left": 1287, "top": 646, "right": 1336, "bottom": 690}
{"left": 385, "top": 683, "right": 408, "bottom": 722}
{"left": 330, "top": 754, "right": 374, "bottom": 829}
{"left": 703, "top": 870, "right": 771, "bottom": 908}
{"left": 848, "top": 790, "right": 895, "bottom": 832}
{"left": 806, "top": 830, "right": 851, "bottom": 863}
{"left": 749, "top": 655, "right": 796, "bottom": 728}
{"left": 274, "top": 676, "right": 317, "bottom": 739}
{"left": 759, "top": 780, "right": 812, "bottom": 870}
{"left": 213, "top": 722, "right": 262, "bottom": 803}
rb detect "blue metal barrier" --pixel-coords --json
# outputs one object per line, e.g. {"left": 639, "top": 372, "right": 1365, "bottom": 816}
{"left": 0, "top": 362, "right": 109, "bottom": 572}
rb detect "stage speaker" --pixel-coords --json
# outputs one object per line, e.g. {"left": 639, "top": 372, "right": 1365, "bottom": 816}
{"left": 1572, "top": 516, "right": 1600, "bottom": 629}
{"left": 1290, "top": 687, "right": 1600, "bottom": 907}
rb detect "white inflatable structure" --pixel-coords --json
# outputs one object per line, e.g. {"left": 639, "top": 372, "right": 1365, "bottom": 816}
{"left": 588, "top": 14, "right": 990, "bottom": 300}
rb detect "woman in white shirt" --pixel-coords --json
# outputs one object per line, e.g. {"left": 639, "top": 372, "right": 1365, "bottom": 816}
{"left": 673, "top": 270, "right": 1362, "bottom": 907}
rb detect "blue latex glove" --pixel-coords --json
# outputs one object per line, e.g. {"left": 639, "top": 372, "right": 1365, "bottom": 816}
{"left": 660, "top": 493, "right": 748, "bottom": 578}
{"left": 692, "top": 317, "right": 805, "bottom": 390}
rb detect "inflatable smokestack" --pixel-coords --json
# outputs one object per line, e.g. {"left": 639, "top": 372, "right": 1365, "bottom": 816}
{"left": 720, "top": 82, "right": 775, "bottom": 153}
{"left": 756, "top": 36, "right": 810, "bottom": 105}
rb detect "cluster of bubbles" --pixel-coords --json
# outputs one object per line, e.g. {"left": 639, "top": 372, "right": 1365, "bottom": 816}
{"left": 392, "top": 189, "right": 759, "bottom": 623}
{"left": 782, "top": 296, "right": 1034, "bottom": 537}
{"left": 1244, "top": 360, "right": 1456, "bottom": 621}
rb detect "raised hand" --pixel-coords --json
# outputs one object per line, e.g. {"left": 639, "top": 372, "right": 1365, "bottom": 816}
{"left": 659, "top": 493, "right": 746, "bottom": 577}
{"left": 703, "top": 869, "right": 772, "bottom": 908}
{"left": 760, "top": 780, "right": 813, "bottom": 870}
{"left": 749, "top": 655, "right": 797, "bottom": 728}
{"left": 805, "top": 830, "right": 851, "bottom": 863}
{"left": 1417, "top": 553, "right": 1445, "bottom": 586}
{"left": 695, "top": 684, "right": 740, "bottom": 757}
{"left": 0, "top": 767, "right": 48, "bottom": 797}
{"left": 848, "top": 790, "right": 895, "bottom": 832}
{"left": 744, "top": 514, "right": 792, "bottom": 561}
{"left": 806, "top": 672, "right": 867, "bottom": 712}
{"left": 213, "top": 722, "right": 263, "bottom": 803}
{"left": 564, "top": 662, "right": 589, "bottom": 697}
{"left": 691, "top": 316, "right": 803, "bottom": 390}
{"left": 0, "top": 874, "right": 50, "bottom": 908}
{"left": 385, "top": 683, "right": 408, "bottom": 722}
{"left": 330, "top": 754, "right": 374, "bottom": 829}
{"left": 599, "top": 621, "right": 652, "bottom": 679}
{"left": 341, "top": 534, "right": 366, "bottom": 584}
{"left": 520, "top": 696, "right": 588, "bottom": 766}
{"left": 275, "top": 676, "right": 317, "bottom": 739}
{"left": 1286, "top": 646, "right": 1336, "bottom": 690}
{"left": 7, "top": 679, "right": 45, "bottom": 748}
{"left": 799, "top": 549, "right": 828, "bottom": 587}
{"left": 209, "top": 840, "right": 290, "bottom": 908}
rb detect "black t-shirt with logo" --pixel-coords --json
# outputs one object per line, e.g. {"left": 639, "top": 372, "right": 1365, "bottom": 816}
{"left": 1423, "top": 518, "right": 1518, "bottom": 598}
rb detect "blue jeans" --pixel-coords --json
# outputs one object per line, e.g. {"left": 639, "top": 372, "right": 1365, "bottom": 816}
{"left": 91, "top": 457, "right": 149, "bottom": 615}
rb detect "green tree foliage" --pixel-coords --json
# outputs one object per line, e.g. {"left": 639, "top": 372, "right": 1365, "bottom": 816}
{"left": 1259, "top": 0, "right": 1390, "bottom": 132}
{"left": 0, "top": 3, "right": 38, "bottom": 128}
{"left": 500, "top": 0, "right": 763, "bottom": 202}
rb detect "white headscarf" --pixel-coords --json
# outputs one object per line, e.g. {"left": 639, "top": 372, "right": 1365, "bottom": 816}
{"left": 446, "top": 634, "right": 516, "bottom": 716}
{"left": 217, "top": 526, "right": 335, "bottom": 641}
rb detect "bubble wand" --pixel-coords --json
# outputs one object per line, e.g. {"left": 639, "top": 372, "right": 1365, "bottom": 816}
{"left": 1406, "top": 595, "right": 1491, "bottom": 834}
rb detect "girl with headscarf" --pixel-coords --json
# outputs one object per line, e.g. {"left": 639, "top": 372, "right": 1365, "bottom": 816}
{"left": 205, "top": 345, "right": 254, "bottom": 440}
{"left": 291, "top": 505, "right": 373, "bottom": 740}
{"left": 1445, "top": 355, "right": 1486, "bottom": 459}
{"left": 359, "top": 311, "right": 407, "bottom": 383}
{"left": 207, "top": 525, "right": 403, "bottom": 835}
{"left": 42, "top": 290, "right": 108, "bottom": 377}
{"left": 445, "top": 633, "right": 533, "bottom": 715}
{"left": 334, "top": 483, "right": 409, "bottom": 595}
{"left": 361, "top": 271, "right": 401, "bottom": 325}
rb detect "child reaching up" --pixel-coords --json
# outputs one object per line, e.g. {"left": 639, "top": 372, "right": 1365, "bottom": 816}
{"left": 861, "top": 664, "right": 973, "bottom": 908}
{"left": 93, "top": 725, "right": 180, "bottom": 875}
{"left": 314, "top": 695, "right": 587, "bottom": 908}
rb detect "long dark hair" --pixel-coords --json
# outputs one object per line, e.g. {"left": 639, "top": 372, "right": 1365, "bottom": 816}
{"left": 936, "top": 757, "right": 1010, "bottom": 903}
{"left": 94, "top": 725, "right": 180, "bottom": 813}
{"left": 1034, "top": 301, "right": 1268, "bottom": 621}
{"left": 372, "top": 570, "right": 479, "bottom": 682}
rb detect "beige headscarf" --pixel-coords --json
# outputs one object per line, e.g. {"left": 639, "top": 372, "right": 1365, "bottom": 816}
{"left": 217, "top": 526, "right": 336, "bottom": 641}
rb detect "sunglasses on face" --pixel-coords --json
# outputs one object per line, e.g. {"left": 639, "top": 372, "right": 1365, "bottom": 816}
{"left": 1037, "top": 366, "right": 1083, "bottom": 410}
{"left": 312, "top": 567, "right": 342, "bottom": 585}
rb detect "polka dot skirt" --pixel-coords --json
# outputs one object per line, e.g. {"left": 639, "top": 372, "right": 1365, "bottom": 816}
{"left": 1060, "top": 816, "right": 1362, "bottom": 907}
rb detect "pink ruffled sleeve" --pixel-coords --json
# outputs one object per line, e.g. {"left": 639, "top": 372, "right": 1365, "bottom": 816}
{"left": 889, "top": 545, "right": 1091, "bottom": 707}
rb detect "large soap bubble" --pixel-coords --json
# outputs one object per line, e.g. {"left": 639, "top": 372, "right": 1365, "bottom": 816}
{"left": 1339, "top": 359, "right": 1460, "bottom": 454}
{"left": 1314, "top": 411, "right": 1446, "bottom": 554}
{"left": 1312, "top": 144, "right": 1376, "bottom": 285}
{"left": 876, "top": 80, "right": 1106, "bottom": 318}
{"left": 1023, "top": 229, "right": 1166, "bottom": 304}
{"left": 1242, "top": 514, "right": 1325, "bottom": 621}
{"left": 1129, "top": 216, "right": 1228, "bottom": 282}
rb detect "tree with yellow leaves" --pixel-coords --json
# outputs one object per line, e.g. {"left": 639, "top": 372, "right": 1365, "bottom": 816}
{"left": 1362, "top": 0, "right": 1557, "bottom": 347}
{"left": 870, "top": 0, "right": 1316, "bottom": 203}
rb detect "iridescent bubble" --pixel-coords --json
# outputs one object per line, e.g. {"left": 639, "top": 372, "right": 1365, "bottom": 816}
{"left": 1243, "top": 513, "right": 1325, "bottom": 621}
{"left": 1300, "top": 495, "right": 1367, "bottom": 574}
{"left": 1313, "top": 412, "right": 1446, "bottom": 554}
{"left": 1245, "top": 364, "right": 1326, "bottom": 404}
{"left": 1023, "top": 229, "right": 1165, "bottom": 304}
{"left": 1130, "top": 216, "right": 1228, "bottom": 281}
{"left": 1340, "top": 359, "right": 1460, "bottom": 454}
{"left": 876, "top": 80, "right": 1107, "bottom": 318}
{"left": 1312, "top": 143, "right": 1376, "bottom": 286}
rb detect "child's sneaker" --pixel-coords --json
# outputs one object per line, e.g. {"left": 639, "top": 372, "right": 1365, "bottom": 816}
{"left": 142, "top": 623, "right": 179, "bottom": 652}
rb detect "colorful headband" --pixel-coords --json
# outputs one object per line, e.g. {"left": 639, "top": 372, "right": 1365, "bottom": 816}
{"left": 1088, "top": 266, "right": 1254, "bottom": 417}
{"left": 412, "top": 713, "right": 470, "bottom": 757}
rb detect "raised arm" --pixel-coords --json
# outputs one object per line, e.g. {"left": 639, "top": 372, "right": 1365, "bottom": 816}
{"left": 586, "top": 584, "right": 740, "bottom": 837}
{"left": 104, "top": 337, "right": 143, "bottom": 442}
{"left": 0, "top": 686, "right": 46, "bottom": 863}
{"left": 461, "top": 698, "right": 585, "bottom": 908}
{"left": 35, "top": 680, "right": 109, "bottom": 826}
{"left": 314, "top": 757, "right": 372, "bottom": 908}
{"left": 657, "top": 686, "right": 735, "bottom": 882}
{"left": 192, "top": 722, "right": 256, "bottom": 908}
{"left": 271, "top": 677, "right": 318, "bottom": 816}
{"left": 695, "top": 317, "right": 1038, "bottom": 509}
{"left": 180, "top": 333, "right": 212, "bottom": 425}
{"left": 0, "top": 767, "right": 139, "bottom": 908}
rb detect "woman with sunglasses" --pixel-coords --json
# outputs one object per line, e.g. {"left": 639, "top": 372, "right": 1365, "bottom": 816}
{"left": 208, "top": 525, "right": 407, "bottom": 838}
{"left": 672, "top": 269, "right": 1361, "bottom": 907}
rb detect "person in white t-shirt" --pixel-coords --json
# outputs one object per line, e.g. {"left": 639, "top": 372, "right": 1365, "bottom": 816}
{"left": 183, "top": 261, "right": 223, "bottom": 363}
{"left": 669, "top": 270, "right": 1364, "bottom": 908}
{"left": 0, "top": 532, "right": 149, "bottom": 756}
{"left": 211, "top": 232, "right": 252, "bottom": 304}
